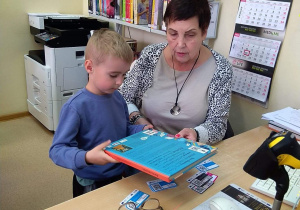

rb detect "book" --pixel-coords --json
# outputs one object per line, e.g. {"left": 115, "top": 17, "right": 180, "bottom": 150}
{"left": 103, "top": 0, "right": 107, "bottom": 17}
{"left": 104, "top": 129, "right": 217, "bottom": 183}
{"left": 106, "top": 0, "right": 115, "bottom": 18}
{"left": 122, "top": 0, "right": 127, "bottom": 21}
{"left": 96, "top": 0, "right": 100, "bottom": 15}
{"left": 133, "top": 0, "right": 149, "bottom": 25}
{"left": 161, "top": 0, "right": 170, "bottom": 31}
{"left": 115, "top": 0, "right": 122, "bottom": 20}
{"left": 149, "top": 0, "right": 155, "bottom": 28}
{"left": 99, "top": 0, "right": 103, "bottom": 16}
{"left": 126, "top": 0, "right": 131, "bottom": 22}
{"left": 268, "top": 121, "right": 300, "bottom": 141}
{"left": 152, "top": 0, "right": 164, "bottom": 29}
{"left": 193, "top": 184, "right": 272, "bottom": 210}
{"left": 147, "top": 0, "right": 153, "bottom": 27}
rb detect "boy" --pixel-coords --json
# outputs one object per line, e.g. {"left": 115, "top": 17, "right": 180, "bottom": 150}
{"left": 49, "top": 29, "right": 152, "bottom": 197}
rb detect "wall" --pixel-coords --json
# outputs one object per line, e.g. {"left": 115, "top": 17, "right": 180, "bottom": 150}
{"left": 0, "top": 0, "right": 83, "bottom": 117}
{"left": 1, "top": 0, "right": 299, "bottom": 136}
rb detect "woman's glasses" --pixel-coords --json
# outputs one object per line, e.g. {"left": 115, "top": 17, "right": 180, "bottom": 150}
{"left": 118, "top": 198, "right": 163, "bottom": 210}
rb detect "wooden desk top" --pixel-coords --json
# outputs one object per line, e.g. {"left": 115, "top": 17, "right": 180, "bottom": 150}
{"left": 47, "top": 126, "right": 290, "bottom": 210}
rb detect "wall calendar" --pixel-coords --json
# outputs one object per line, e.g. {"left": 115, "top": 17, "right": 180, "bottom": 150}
{"left": 229, "top": 0, "right": 293, "bottom": 107}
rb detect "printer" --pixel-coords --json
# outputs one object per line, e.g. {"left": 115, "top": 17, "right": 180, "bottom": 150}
{"left": 24, "top": 13, "right": 109, "bottom": 131}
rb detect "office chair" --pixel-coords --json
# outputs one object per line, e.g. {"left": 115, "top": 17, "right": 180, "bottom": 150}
{"left": 223, "top": 120, "right": 234, "bottom": 140}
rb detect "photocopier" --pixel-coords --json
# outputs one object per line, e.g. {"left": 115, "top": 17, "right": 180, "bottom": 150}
{"left": 24, "top": 13, "right": 109, "bottom": 131}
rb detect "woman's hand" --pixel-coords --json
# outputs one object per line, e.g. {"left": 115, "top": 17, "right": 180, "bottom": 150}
{"left": 175, "top": 128, "right": 197, "bottom": 142}
{"left": 85, "top": 140, "right": 120, "bottom": 165}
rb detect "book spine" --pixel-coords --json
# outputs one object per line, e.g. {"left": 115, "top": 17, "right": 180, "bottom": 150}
{"left": 105, "top": 150, "right": 171, "bottom": 183}
{"left": 103, "top": 0, "right": 107, "bottom": 17}
{"left": 93, "top": 0, "right": 97, "bottom": 15}
{"left": 99, "top": 0, "right": 103, "bottom": 16}
{"left": 130, "top": 0, "right": 134, "bottom": 23}
{"left": 133, "top": 0, "right": 138, "bottom": 24}
{"left": 161, "top": 0, "right": 169, "bottom": 31}
{"left": 147, "top": 0, "right": 153, "bottom": 27}
{"left": 150, "top": 0, "right": 155, "bottom": 28}
{"left": 115, "top": 0, "right": 122, "bottom": 19}
{"left": 122, "top": 0, "right": 126, "bottom": 21}
{"left": 126, "top": 0, "right": 130, "bottom": 22}
{"left": 153, "top": 0, "right": 164, "bottom": 30}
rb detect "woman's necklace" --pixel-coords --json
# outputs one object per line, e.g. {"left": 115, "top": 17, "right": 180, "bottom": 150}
{"left": 170, "top": 50, "right": 201, "bottom": 116}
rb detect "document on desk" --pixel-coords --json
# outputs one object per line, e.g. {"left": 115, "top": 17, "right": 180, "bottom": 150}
{"left": 104, "top": 130, "right": 217, "bottom": 183}
{"left": 193, "top": 184, "right": 272, "bottom": 210}
{"left": 262, "top": 107, "right": 300, "bottom": 135}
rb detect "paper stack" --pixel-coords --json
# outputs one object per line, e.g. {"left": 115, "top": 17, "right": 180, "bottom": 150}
{"left": 262, "top": 107, "right": 300, "bottom": 140}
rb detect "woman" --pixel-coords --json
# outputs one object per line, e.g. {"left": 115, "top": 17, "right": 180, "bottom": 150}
{"left": 120, "top": 0, "right": 232, "bottom": 144}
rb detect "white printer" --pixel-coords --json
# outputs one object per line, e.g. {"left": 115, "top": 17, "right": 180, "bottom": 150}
{"left": 25, "top": 13, "right": 108, "bottom": 131}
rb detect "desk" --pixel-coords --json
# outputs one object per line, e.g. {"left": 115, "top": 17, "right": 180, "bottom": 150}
{"left": 47, "top": 126, "right": 290, "bottom": 209}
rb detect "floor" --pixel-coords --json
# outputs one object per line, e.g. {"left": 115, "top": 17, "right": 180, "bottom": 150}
{"left": 0, "top": 116, "right": 73, "bottom": 210}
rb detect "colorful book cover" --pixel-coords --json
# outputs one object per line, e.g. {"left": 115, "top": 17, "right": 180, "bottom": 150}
{"left": 150, "top": 0, "right": 155, "bottom": 28}
{"left": 115, "top": 0, "right": 122, "bottom": 20}
{"left": 122, "top": 0, "right": 126, "bottom": 21}
{"left": 133, "top": 0, "right": 149, "bottom": 25}
{"left": 99, "top": 0, "right": 103, "bottom": 16}
{"left": 126, "top": 0, "right": 131, "bottom": 22}
{"left": 130, "top": 0, "right": 134, "bottom": 23}
{"left": 96, "top": 0, "right": 100, "bottom": 15}
{"left": 104, "top": 130, "right": 217, "bottom": 183}
{"left": 106, "top": 0, "right": 115, "bottom": 18}
{"left": 102, "top": 0, "right": 107, "bottom": 17}
{"left": 147, "top": 0, "right": 153, "bottom": 27}
{"left": 153, "top": 0, "right": 164, "bottom": 30}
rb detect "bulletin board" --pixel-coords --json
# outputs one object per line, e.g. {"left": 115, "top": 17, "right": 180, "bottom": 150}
{"left": 228, "top": 0, "right": 293, "bottom": 107}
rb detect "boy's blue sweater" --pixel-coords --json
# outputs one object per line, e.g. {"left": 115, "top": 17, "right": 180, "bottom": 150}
{"left": 49, "top": 88, "right": 144, "bottom": 181}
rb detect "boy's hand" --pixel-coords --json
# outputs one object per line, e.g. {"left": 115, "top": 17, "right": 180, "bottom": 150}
{"left": 143, "top": 124, "right": 154, "bottom": 130}
{"left": 85, "top": 140, "right": 119, "bottom": 165}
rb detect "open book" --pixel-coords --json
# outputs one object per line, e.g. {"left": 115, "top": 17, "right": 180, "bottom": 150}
{"left": 104, "top": 129, "right": 217, "bottom": 182}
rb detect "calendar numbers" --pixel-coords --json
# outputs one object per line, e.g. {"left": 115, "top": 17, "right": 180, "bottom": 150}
{"left": 229, "top": 33, "right": 281, "bottom": 68}
{"left": 232, "top": 67, "right": 271, "bottom": 102}
{"left": 236, "top": 0, "right": 291, "bottom": 31}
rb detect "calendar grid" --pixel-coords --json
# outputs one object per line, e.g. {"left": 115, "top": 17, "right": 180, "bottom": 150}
{"left": 236, "top": 0, "right": 290, "bottom": 31}
{"left": 229, "top": 0, "right": 292, "bottom": 105}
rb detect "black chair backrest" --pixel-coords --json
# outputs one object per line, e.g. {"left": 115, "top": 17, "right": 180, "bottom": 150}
{"left": 223, "top": 120, "right": 234, "bottom": 140}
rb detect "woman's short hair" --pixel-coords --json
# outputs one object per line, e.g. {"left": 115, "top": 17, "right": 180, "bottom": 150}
{"left": 85, "top": 28, "right": 133, "bottom": 65}
{"left": 163, "top": 0, "right": 211, "bottom": 32}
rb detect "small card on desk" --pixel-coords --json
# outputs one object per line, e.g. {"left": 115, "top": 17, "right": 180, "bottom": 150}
{"left": 187, "top": 171, "right": 218, "bottom": 194}
{"left": 146, "top": 179, "right": 177, "bottom": 192}
{"left": 120, "top": 189, "right": 149, "bottom": 210}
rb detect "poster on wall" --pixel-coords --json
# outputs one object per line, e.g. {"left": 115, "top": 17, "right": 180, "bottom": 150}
{"left": 228, "top": 0, "right": 293, "bottom": 107}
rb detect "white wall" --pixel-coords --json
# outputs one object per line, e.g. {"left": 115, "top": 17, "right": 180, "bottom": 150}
{"left": 0, "top": 0, "right": 83, "bottom": 117}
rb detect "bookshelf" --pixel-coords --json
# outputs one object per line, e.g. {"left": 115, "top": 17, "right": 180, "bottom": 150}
{"left": 90, "top": 14, "right": 166, "bottom": 36}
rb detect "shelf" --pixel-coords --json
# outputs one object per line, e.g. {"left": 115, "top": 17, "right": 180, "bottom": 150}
{"left": 90, "top": 14, "right": 166, "bottom": 35}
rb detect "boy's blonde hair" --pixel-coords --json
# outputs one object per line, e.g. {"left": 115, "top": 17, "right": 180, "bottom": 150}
{"left": 85, "top": 28, "right": 133, "bottom": 65}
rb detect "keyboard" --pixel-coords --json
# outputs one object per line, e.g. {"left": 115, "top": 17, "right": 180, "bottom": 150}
{"left": 250, "top": 166, "right": 300, "bottom": 206}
